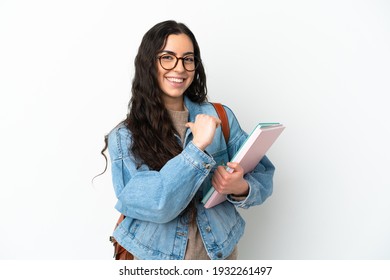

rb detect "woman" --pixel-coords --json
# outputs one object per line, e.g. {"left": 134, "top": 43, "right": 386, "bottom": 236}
{"left": 106, "top": 20, "right": 275, "bottom": 260}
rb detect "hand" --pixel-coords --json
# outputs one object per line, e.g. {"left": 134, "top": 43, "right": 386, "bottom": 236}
{"left": 186, "top": 114, "right": 221, "bottom": 150}
{"left": 211, "top": 162, "right": 249, "bottom": 196}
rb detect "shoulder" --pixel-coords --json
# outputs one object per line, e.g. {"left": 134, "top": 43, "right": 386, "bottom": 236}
{"left": 210, "top": 102, "right": 246, "bottom": 143}
{"left": 206, "top": 102, "right": 240, "bottom": 127}
{"left": 215, "top": 103, "right": 237, "bottom": 121}
{"left": 184, "top": 96, "right": 238, "bottom": 119}
{"left": 192, "top": 101, "right": 237, "bottom": 120}
{"left": 201, "top": 101, "right": 246, "bottom": 143}
{"left": 107, "top": 122, "right": 132, "bottom": 160}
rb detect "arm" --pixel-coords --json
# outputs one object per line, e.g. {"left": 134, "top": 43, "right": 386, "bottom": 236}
{"left": 108, "top": 125, "right": 216, "bottom": 223}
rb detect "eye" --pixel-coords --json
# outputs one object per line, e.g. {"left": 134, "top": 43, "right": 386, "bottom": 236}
{"left": 183, "top": 56, "right": 195, "bottom": 63}
{"left": 160, "top": 54, "right": 175, "bottom": 61}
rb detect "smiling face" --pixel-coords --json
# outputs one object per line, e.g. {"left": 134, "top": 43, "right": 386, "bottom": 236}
{"left": 156, "top": 34, "right": 195, "bottom": 111}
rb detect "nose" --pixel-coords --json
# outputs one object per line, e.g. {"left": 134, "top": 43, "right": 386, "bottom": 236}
{"left": 173, "top": 58, "right": 186, "bottom": 72}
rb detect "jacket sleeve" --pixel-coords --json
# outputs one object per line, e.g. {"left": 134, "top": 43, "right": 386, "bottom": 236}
{"left": 227, "top": 155, "right": 275, "bottom": 208}
{"left": 108, "top": 125, "right": 216, "bottom": 223}
{"left": 222, "top": 106, "right": 275, "bottom": 209}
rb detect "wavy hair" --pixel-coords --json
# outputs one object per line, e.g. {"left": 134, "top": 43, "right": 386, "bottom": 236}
{"left": 95, "top": 20, "right": 207, "bottom": 176}
{"left": 126, "top": 20, "right": 207, "bottom": 170}
{"left": 94, "top": 21, "right": 207, "bottom": 224}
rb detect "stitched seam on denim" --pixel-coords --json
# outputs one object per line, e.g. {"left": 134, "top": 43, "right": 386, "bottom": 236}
{"left": 182, "top": 143, "right": 214, "bottom": 173}
{"left": 115, "top": 128, "right": 123, "bottom": 159}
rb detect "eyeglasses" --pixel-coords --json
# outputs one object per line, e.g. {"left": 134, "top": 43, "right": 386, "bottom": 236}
{"left": 157, "top": 53, "right": 200, "bottom": 72}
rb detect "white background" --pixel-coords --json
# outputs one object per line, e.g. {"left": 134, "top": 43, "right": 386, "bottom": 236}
{"left": 1, "top": 0, "right": 389, "bottom": 260}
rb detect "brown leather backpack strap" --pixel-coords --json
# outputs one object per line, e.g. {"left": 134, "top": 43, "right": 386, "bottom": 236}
{"left": 110, "top": 214, "right": 134, "bottom": 260}
{"left": 211, "top": 102, "right": 230, "bottom": 145}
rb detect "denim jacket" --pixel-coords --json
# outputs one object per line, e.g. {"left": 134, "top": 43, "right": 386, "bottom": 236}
{"left": 108, "top": 96, "right": 275, "bottom": 260}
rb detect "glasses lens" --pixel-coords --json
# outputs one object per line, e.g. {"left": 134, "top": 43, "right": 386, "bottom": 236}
{"left": 182, "top": 55, "right": 196, "bottom": 71}
{"left": 159, "top": 54, "right": 177, "bottom": 70}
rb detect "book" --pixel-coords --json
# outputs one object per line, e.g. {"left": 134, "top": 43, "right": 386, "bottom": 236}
{"left": 202, "top": 123, "right": 285, "bottom": 208}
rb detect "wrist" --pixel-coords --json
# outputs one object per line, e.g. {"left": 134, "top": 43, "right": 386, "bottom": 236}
{"left": 232, "top": 181, "right": 249, "bottom": 196}
{"left": 192, "top": 140, "right": 206, "bottom": 151}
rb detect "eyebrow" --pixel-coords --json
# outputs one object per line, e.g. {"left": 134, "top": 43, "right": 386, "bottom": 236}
{"left": 160, "top": 50, "right": 195, "bottom": 56}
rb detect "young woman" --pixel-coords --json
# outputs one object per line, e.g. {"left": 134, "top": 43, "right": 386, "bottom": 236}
{"left": 105, "top": 20, "right": 275, "bottom": 260}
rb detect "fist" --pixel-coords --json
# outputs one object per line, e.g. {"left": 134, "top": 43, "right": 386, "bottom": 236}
{"left": 186, "top": 114, "right": 221, "bottom": 150}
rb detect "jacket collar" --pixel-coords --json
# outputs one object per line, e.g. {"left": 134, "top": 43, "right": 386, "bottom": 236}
{"left": 184, "top": 95, "right": 203, "bottom": 123}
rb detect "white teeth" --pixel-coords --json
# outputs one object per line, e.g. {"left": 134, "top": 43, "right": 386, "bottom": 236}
{"left": 167, "top": 77, "right": 184, "bottom": 83}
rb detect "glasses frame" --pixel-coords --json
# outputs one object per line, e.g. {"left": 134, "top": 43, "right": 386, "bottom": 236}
{"left": 157, "top": 53, "right": 200, "bottom": 72}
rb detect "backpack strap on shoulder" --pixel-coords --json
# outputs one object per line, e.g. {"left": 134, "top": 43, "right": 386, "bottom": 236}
{"left": 211, "top": 102, "right": 230, "bottom": 145}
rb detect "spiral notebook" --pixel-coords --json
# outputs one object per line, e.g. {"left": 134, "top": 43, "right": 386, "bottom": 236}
{"left": 202, "top": 123, "right": 285, "bottom": 208}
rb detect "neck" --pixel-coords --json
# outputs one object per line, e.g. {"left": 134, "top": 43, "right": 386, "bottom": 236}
{"left": 163, "top": 96, "right": 185, "bottom": 111}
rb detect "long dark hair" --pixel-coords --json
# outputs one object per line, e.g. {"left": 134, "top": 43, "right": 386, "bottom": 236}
{"left": 126, "top": 20, "right": 207, "bottom": 170}
{"left": 95, "top": 20, "right": 207, "bottom": 173}
{"left": 95, "top": 21, "right": 208, "bottom": 221}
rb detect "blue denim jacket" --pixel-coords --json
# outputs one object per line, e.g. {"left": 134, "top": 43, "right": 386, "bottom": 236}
{"left": 108, "top": 96, "right": 275, "bottom": 260}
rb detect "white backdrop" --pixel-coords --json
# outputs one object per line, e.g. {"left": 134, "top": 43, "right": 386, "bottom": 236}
{"left": 1, "top": 0, "right": 389, "bottom": 259}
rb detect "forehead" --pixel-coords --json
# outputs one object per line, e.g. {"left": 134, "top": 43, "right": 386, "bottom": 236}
{"left": 162, "top": 34, "right": 194, "bottom": 55}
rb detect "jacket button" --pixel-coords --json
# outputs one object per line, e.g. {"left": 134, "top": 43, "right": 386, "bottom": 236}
{"left": 217, "top": 252, "right": 223, "bottom": 258}
{"left": 206, "top": 226, "right": 211, "bottom": 232}
{"left": 203, "top": 163, "right": 211, "bottom": 169}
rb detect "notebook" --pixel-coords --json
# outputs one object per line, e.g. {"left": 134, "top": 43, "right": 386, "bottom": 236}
{"left": 202, "top": 123, "right": 285, "bottom": 208}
